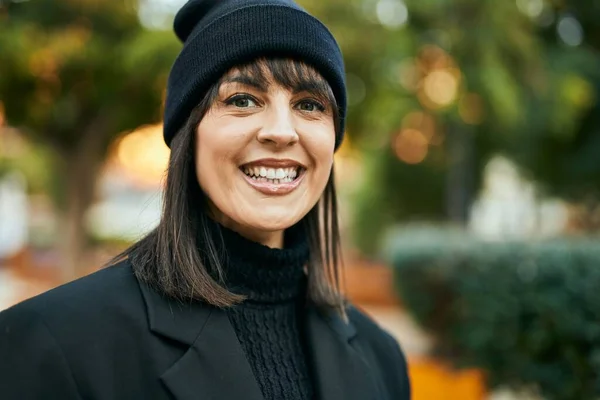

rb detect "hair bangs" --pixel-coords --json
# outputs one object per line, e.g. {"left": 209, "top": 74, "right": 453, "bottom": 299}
{"left": 223, "top": 58, "right": 337, "bottom": 116}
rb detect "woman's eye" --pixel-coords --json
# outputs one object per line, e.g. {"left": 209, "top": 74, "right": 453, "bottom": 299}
{"left": 297, "top": 100, "right": 325, "bottom": 112}
{"left": 226, "top": 95, "right": 258, "bottom": 108}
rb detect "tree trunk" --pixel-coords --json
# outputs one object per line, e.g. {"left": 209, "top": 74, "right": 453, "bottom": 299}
{"left": 57, "top": 118, "right": 111, "bottom": 281}
{"left": 445, "top": 122, "right": 476, "bottom": 224}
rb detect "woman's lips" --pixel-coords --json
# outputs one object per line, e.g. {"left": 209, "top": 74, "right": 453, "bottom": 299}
{"left": 240, "top": 169, "right": 305, "bottom": 195}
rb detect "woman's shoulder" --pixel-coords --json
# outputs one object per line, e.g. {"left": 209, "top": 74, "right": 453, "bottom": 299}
{"left": 346, "top": 303, "right": 411, "bottom": 397}
{"left": 0, "top": 259, "right": 143, "bottom": 332}
{"left": 0, "top": 260, "right": 167, "bottom": 398}
{"left": 346, "top": 303, "right": 409, "bottom": 367}
{"left": 346, "top": 304, "right": 400, "bottom": 347}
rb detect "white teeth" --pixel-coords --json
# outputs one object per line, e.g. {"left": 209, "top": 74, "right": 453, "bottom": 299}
{"left": 243, "top": 165, "right": 301, "bottom": 180}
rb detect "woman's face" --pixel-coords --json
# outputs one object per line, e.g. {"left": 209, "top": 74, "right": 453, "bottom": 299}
{"left": 195, "top": 61, "right": 336, "bottom": 246}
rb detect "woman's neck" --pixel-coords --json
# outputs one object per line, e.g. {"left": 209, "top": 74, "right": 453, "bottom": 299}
{"left": 199, "top": 215, "right": 310, "bottom": 303}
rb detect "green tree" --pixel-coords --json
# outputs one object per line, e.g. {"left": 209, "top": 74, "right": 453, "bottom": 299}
{"left": 508, "top": 2, "right": 600, "bottom": 231}
{"left": 0, "top": 0, "right": 179, "bottom": 276}
{"left": 302, "top": 0, "right": 600, "bottom": 255}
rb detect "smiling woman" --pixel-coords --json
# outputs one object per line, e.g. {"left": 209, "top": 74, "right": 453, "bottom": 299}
{"left": 0, "top": 1, "right": 411, "bottom": 399}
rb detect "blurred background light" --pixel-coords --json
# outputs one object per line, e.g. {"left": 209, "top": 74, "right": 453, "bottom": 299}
{"left": 418, "top": 45, "right": 452, "bottom": 71}
{"left": 138, "top": 0, "right": 186, "bottom": 30}
{"left": 516, "top": 0, "right": 544, "bottom": 19}
{"left": 401, "top": 111, "right": 436, "bottom": 142}
{"left": 115, "top": 124, "right": 169, "bottom": 186}
{"left": 376, "top": 0, "right": 408, "bottom": 29}
{"left": 394, "top": 128, "right": 429, "bottom": 164}
{"left": 557, "top": 15, "right": 584, "bottom": 47}
{"left": 421, "top": 69, "right": 460, "bottom": 108}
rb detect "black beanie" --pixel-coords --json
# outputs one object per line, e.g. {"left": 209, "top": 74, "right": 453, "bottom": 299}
{"left": 163, "top": 0, "right": 347, "bottom": 149}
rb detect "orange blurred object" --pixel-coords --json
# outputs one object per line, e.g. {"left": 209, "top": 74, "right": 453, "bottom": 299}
{"left": 343, "top": 262, "right": 400, "bottom": 307}
{"left": 394, "top": 128, "right": 429, "bottom": 164}
{"left": 408, "top": 357, "right": 487, "bottom": 400}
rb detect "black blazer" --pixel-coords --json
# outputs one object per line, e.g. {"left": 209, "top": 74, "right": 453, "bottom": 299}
{"left": 0, "top": 261, "right": 410, "bottom": 400}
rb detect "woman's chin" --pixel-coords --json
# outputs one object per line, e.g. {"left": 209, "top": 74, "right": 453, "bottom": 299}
{"left": 239, "top": 211, "right": 303, "bottom": 233}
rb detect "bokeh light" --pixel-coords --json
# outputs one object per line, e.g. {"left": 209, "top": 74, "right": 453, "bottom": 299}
{"left": 115, "top": 124, "right": 170, "bottom": 186}
{"left": 413, "top": 46, "right": 462, "bottom": 110}
{"left": 376, "top": 0, "right": 409, "bottom": 29}
{"left": 417, "top": 45, "right": 452, "bottom": 72}
{"left": 557, "top": 15, "right": 584, "bottom": 47}
{"left": 402, "top": 110, "right": 437, "bottom": 142}
{"left": 422, "top": 69, "right": 460, "bottom": 108}
{"left": 516, "top": 0, "right": 544, "bottom": 18}
{"left": 394, "top": 128, "right": 429, "bottom": 164}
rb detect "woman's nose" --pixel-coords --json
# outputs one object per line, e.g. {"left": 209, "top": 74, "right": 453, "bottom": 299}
{"left": 256, "top": 108, "right": 299, "bottom": 148}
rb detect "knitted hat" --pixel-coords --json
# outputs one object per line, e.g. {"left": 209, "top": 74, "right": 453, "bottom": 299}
{"left": 163, "top": 0, "right": 347, "bottom": 149}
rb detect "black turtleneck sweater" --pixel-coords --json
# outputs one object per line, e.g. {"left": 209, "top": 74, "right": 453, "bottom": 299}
{"left": 207, "top": 221, "right": 314, "bottom": 400}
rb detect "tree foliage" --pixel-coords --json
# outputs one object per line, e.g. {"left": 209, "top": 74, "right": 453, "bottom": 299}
{"left": 300, "top": 0, "right": 600, "bottom": 255}
{"left": 0, "top": 0, "right": 177, "bottom": 156}
{"left": 0, "top": 0, "right": 179, "bottom": 274}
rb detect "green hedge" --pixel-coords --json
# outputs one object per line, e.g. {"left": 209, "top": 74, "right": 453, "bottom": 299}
{"left": 388, "top": 226, "right": 600, "bottom": 400}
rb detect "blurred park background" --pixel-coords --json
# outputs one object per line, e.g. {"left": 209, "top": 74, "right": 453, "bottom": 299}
{"left": 1, "top": 0, "right": 600, "bottom": 399}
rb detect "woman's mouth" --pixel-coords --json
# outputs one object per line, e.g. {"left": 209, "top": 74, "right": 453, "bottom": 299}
{"left": 239, "top": 161, "right": 306, "bottom": 195}
{"left": 242, "top": 166, "right": 303, "bottom": 183}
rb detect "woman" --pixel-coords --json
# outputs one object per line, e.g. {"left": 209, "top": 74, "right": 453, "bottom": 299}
{"left": 0, "top": 0, "right": 411, "bottom": 399}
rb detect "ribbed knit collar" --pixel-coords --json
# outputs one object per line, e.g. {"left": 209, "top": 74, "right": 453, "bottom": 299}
{"left": 201, "top": 217, "right": 310, "bottom": 304}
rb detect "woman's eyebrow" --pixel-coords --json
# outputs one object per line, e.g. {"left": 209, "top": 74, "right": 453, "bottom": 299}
{"left": 293, "top": 80, "right": 327, "bottom": 96}
{"left": 221, "top": 75, "right": 268, "bottom": 92}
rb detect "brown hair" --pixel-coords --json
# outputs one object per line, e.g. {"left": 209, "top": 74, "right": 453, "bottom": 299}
{"left": 112, "top": 58, "right": 345, "bottom": 315}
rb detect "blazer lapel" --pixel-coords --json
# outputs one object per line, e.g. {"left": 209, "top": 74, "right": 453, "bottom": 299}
{"left": 307, "top": 305, "right": 380, "bottom": 400}
{"left": 138, "top": 282, "right": 263, "bottom": 400}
